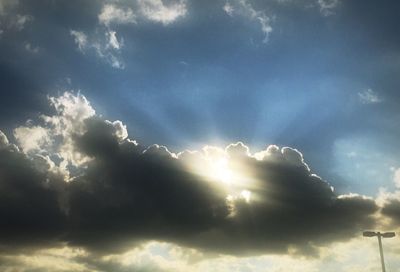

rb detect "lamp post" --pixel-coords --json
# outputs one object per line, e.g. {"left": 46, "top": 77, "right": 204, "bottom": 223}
{"left": 363, "top": 231, "right": 395, "bottom": 272}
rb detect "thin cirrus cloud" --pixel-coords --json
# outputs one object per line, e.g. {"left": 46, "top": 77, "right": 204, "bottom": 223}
{"left": 317, "top": 0, "right": 341, "bottom": 16}
{"left": 70, "top": 0, "right": 187, "bottom": 68}
{"left": 70, "top": 29, "right": 125, "bottom": 69}
{"left": 68, "top": 0, "right": 343, "bottom": 68}
{"left": 1, "top": 91, "right": 397, "bottom": 259}
{"left": 358, "top": 89, "right": 383, "bottom": 104}
{"left": 223, "top": 0, "right": 273, "bottom": 43}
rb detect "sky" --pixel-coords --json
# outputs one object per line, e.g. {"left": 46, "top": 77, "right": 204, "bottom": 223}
{"left": 1, "top": 0, "right": 400, "bottom": 271}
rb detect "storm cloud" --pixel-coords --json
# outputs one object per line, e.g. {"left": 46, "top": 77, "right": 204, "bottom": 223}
{"left": 0, "top": 92, "right": 382, "bottom": 256}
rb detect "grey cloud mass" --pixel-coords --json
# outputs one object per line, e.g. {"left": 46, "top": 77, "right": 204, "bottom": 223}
{"left": 0, "top": 92, "right": 386, "bottom": 257}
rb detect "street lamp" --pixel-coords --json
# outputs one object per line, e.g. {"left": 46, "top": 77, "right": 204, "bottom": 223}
{"left": 363, "top": 231, "right": 396, "bottom": 272}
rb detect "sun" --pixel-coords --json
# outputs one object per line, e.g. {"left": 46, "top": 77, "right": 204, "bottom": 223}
{"left": 210, "top": 158, "right": 233, "bottom": 184}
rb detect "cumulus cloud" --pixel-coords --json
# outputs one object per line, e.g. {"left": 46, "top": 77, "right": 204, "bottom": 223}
{"left": 223, "top": 0, "right": 273, "bottom": 43}
{"left": 0, "top": 130, "right": 66, "bottom": 249}
{"left": 14, "top": 92, "right": 96, "bottom": 180}
{"left": 14, "top": 125, "right": 51, "bottom": 153}
{"left": 0, "top": 92, "right": 382, "bottom": 259}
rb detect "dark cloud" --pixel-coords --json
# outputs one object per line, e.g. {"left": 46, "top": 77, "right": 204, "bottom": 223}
{"left": 0, "top": 139, "right": 66, "bottom": 251}
{"left": 0, "top": 101, "right": 379, "bottom": 256}
{"left": 381, "top": 198, "right": 400, "bottom": 226}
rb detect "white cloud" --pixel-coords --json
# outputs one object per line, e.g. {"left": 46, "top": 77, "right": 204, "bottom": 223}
{"left": 0, "top": 129, "right": 9, "bottom": 147}
{"left": 394, "top": 168, "right": 400, "bottom": 188}
{"left": 25, "top": 42, "right": 39, "bottom": 53}
{"left": 10, "top": 92, "right": 136, "bottom": 182}
{"left": 358, "top": 89, "right": 383, "bottom": 104}
{"left": 14, "top": 126, "right": 51, "bottom": 153}
{"left": 317, "top": 0, "right": 340, "bottom": 16}
{"left": 138, "top": 0, "right": 187, "bottom": 25}
{"left": 108, "top": 120, "right": 128, "bottom": 142}
{"left": 98, "top": 4, "right": 136, "bottom": 26}
{"left": 223, "top": 3, "right": 234, "bottom": 16}
{"left": 107, "top": 30, "right": 121, "bottom": 50}
{"left": 70, "top": 30, "right": 88, "bottom": 51}
{"left": 87, "top": 1, "right": 187, "bottom": 68}
{"left": 13, "top": 92, "right": 97, "bottom": 180}
{"left": 70, "top": 29, "right": 124, "bottom": 69}
{"left": 12, "top": 14, "right": 33, "bottom": 30}
{"left": 223, "top": 0, "right": 273, "bottom": 43}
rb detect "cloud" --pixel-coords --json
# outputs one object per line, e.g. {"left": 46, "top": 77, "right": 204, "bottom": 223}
{"left": 0, "top": 92, "right": 381, "bottom": 259}
{"left": 97, "top": 0, "right": 187, "bottom": 27}
{"left": 98, "top": 4, "right": 136, "bottom": 26}
{"left": 14, "top": 92, "right": 96, "bottom": 181}
{"left": 0, "top": 130, "right": 66, "bottom": 250}
{"left": 0, "top": 0, "right": 33, "bottom": 32}
{"left": 70, "top": 29, "right": 125, "bottom": 69}
{"left": 70, "top": 30, "right": 88, "bottom": 52}
{"left": 11, "top": 14, "right": 33, "bottom": 30}
{"left": 223, "top": 0, "right": 273, "bottom": 43}
{"left": 83, "top": 0, "right": 187, "bottom": 68}
{"left": 0, "top": 129, "right": 9, "bottom": 146}
{"left": 14, "top": 125, "right": 51, "bottom": 153}
{"left": 317, "top": 0, "right": 340, "bottom": 16}
{"left": 24, "top": 42, "right": 40, "bottom": 53}
{"left": 394, "top": 168, "right": 400, "bottom": 188}
{"left": 107, "top": 30, "right": 122, "bottom": 50}
{"left": 138, "top": 0, "right": 187, "bottom": 25}
{"left": 379, "top": 169, "right": 400, "bottom": 226}
{"left": 358, "top": 89, "right": 383, "bottom": 104}
{"left": 2, "top": 236, "right": 399, "bottom": 272}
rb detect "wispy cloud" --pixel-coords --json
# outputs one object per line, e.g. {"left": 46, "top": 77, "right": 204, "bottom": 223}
{"left": 70, "top": 29, "right": 125, "bottom": 69}
{"left": 0, "top": 0, "right": 33, "bottom": 33}
{"left": 24, "top": 42, "right": 40, "bottom": 53}
{"left": 358, "top": 89, "right": 383, "bottom": 104}
{"left": 98, "top": 4, "right": 136, "bottom": 26}
{"left": 317, "top": 0, "right": 340, "bottom": 16}
{"left": 223, "top": 0, "right": 273, "bottom": 43}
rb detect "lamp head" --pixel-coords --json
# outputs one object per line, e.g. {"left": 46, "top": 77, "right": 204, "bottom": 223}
{"left": 363, "top": 231, "right": 377, "bottom": 237}
{"left": 382, "top": 232, "right": 396, "bottom": 238}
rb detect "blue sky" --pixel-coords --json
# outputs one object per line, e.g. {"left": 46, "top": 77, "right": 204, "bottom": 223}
{"left": 1, "top": 0, "right": 400, "bottom": 271}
